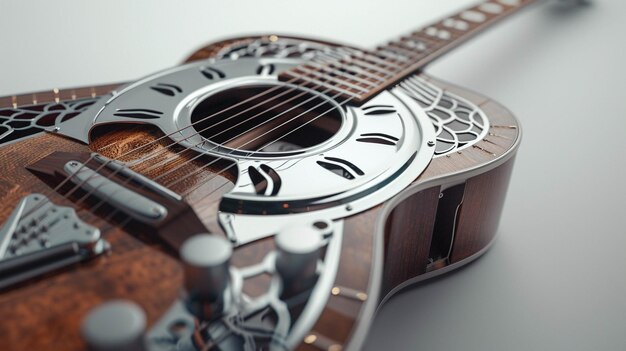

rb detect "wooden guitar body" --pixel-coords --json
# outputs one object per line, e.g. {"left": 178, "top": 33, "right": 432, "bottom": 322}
{"left": 0, "top": 34, "right": 519, "bottom": 351}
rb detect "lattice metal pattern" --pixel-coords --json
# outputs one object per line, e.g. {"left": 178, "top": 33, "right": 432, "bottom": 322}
{"left": 398, "top": 75, "right": 489, "bottom": 156}
{"left": 217, "top": 38, "right": 489, "bottom": 157}
{"left": 0, "top": 98, "right": 99, "bottom": 145}
{"left": 214, "top": 37, "right": 335, "bottom": 61}
{"left": 0, "top": 38, "right": 489, "bottom": 157}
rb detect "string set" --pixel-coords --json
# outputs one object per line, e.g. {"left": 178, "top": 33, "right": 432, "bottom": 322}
{"left": 16, "top": 42, "right": 426, "bottom": 238}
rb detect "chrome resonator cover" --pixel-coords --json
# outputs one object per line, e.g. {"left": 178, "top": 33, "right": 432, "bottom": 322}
{"left": 55, "top": 56, "right": 435, "bottom": 242}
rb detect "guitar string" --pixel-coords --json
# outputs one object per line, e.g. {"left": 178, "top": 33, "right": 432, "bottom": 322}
{"left": 14, "top": 50, "right": 403, "bottom": 228}
{"left": 92, "top": 45, "right": 443, "bottom": 224}
{"left": 86, "top": 62, "right": 400, "bottom": 220}
{"left": 101, "top": 88, "right": 355, "bottom": 226}
{"left": 18, "top": 23, "right": 446, "bottom": 243}
{"left": 71, "top": 53, "right": 399, "bottom": 201}
{"left": 88, "top": 0, "right": 534, "bottom": 243}
{"left": 14, "top": 0, "right": 526, "bottom": 221}
{"left": 45, "top": 51, "right": 405, "bottom": 227}
{"left": 82, "top": 50, "right": 416, "bottom": 223}
{"left": 62, "top": 47, "right": 406, "bottom": 199}
{"left": 87, "top": 45, "right": 449, "bottom": 228}
{"left": 178, "top": 93, "right": 355, "bottom": 198}
{"left": 79, "top": 83, "right": 341, "bottom": 211}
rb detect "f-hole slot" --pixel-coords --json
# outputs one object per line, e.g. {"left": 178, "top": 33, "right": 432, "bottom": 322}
{"left": 427, "top": 183, "right": 465, "bottom": 271}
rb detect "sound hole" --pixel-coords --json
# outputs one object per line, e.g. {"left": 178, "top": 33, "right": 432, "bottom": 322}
{"left": 190, "top": 84, "right": 343, "bottom": 157}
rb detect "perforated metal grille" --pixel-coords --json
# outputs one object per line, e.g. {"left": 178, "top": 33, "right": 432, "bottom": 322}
{"left": 215, "top": 37, "right": 334, "bottom": 61}
{"left": 0, "top": 98, "right": 98, "bottom": 145}
{"left": 398, "top": 75, "right": 489, "bottom": 156}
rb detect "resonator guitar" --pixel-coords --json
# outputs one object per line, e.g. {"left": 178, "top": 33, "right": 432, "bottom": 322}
{"left": 0, "top": 1, "right": 540, "bottom": 350}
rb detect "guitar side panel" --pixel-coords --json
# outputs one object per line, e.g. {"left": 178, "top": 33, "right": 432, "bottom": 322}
{"left": 378, "top": 76, "right": 520, "bottom": 301}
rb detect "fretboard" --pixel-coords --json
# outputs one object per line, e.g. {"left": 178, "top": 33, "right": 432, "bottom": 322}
{"left": 278, "top": 0, "right": 537, "bottom": 104}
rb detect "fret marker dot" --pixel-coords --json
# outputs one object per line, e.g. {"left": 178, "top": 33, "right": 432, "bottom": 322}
{"left": 498, "top": 0, "right": 521, "bottom": 6}
{"left": 455, "top": 20, "right": 469, "bottom": 31}
{"left": 461, "top": 11, "right": 487, "bottom": 23}
{"left": 443, "top": 18, "right": 469, "bottom": 31}
{"left": 480, "top": 3, "right": 504, "bottom": 13}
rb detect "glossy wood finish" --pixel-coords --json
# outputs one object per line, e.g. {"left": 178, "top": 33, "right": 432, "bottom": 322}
{"left": 382, "top": 187, "right": 440, "bottom": 296}
{"left": 0, "top": 34, "right": 521, "bottom": 351}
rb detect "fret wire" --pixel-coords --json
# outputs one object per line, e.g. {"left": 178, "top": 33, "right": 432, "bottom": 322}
{"left": 303, "top": 57, "right": 383, "bottom": 87}
{"left": 346, "top": 48, "right": 406, "bottom": 70}
{"left": 281, "top": 71, "right": 362, "bottom": 99}
{"left": 408, "top": 31, "right": 440, "bottom": 46}
{"left": 432, "top": 18, "right": 468, "bottom": 34}
{"left": 293, "top": 66, "right": 372, "bottom": 93}
{"left": 313, "top": 49, "right": 388, "bottom": 81}
{"left": 347, "top": 57, "right": 397, "bottom": 77}
{"left": 371, "top": 49, "right": 412, "bottom": 65}
{"left": 382, "top": 43, "right": 425, "bottom": 60}
{"left": 305, "top": 62, "right": 381, "bottom": 88}
{"left": 330, "top": 61, "right": 388, "bottom": 83}
{"left": 296, "top": 54, "right": 375, "bottom": 89}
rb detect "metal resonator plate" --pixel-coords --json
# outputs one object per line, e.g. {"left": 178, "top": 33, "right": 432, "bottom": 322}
{"left": 55, "top": 54, "right": 435, "bottom": 239}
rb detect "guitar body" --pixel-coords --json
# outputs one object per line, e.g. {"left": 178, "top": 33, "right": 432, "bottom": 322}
{"left": 0, "top": 35, "right": 519, "bottom": 350}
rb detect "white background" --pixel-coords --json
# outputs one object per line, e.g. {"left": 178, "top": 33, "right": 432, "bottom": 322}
{"left": 1, "top": 0, "right": 625, "bottom": 350}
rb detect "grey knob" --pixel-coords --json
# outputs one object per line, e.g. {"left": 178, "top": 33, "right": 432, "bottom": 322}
{"left": 81, "top": 300, "right": 146, "bottom": 351}
{"left": 275, "top": 224, "right": 323, "bottom": 293}
{"left": 180, "top": 234, "right": 232, "bottom": 303}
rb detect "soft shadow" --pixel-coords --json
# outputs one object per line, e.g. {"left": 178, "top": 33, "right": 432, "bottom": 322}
{"left": 548, "top": 0, "right": 594, "bottom": 17}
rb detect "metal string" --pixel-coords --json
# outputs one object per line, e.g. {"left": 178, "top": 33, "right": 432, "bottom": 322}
{"left": 82, "top": 55, "right": 404, "bottom": 224}
{"left": 17, "top": 45, "right": 412, "bottom": 238}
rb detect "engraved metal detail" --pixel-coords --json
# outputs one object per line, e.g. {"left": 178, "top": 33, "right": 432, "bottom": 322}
{"left": 0, "top": 98, "right": 98, "bottom": 145}
{"left": 214, "top": 37, "right": 337, "bottom": 62}
{"left": 398, "top": 75, "right": 490, "bottom": 156}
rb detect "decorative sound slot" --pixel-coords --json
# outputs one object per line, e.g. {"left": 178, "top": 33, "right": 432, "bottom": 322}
{"left": 113, "top": 108, "right": 163, "bottom": 119}
{"left": 316, "top": 161, "right": 355, "bottom": 180}
{"left": 317, "top": 156, "right": 364, "bottom": 180}
{"left": 256, "top": 64, "right": 276, "bottom": 76}
{"left": 248, "top": 164, "right": 282, "bottom": 196}
{"left": 356, "top": 133, "right": 399, "bottom": 146}
{"left": 362, "top": 105, "right": 397, "bottom": 115}
{"left": 150, "top": 83, "right": 182, "bottom": 97}
{"left": 259, "top": 164, "right": 281, "bottom": 196}
{"left": 248, "top": 166, "right": 268, "bottom": 195}
{"left": 200, "top": 66, "right": 226, "bottom": 80}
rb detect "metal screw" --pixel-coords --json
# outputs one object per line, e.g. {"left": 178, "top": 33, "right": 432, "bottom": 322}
{"left": 427, "top": 141, "right": 435, "bottom": 147}
{"left": 345, "top": 204, "right": 353, "bottom": 211}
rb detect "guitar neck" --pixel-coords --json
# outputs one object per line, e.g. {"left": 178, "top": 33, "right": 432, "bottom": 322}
{"left": 279, "top": 0, "right": 537, "bottom": 103}
{"left": 0, "top": 1, "right": 536, "bottom": 110}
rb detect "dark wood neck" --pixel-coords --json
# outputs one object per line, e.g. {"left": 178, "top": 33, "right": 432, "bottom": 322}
{"left": 279, "top": 0, "right": 537, "bottom": 104}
